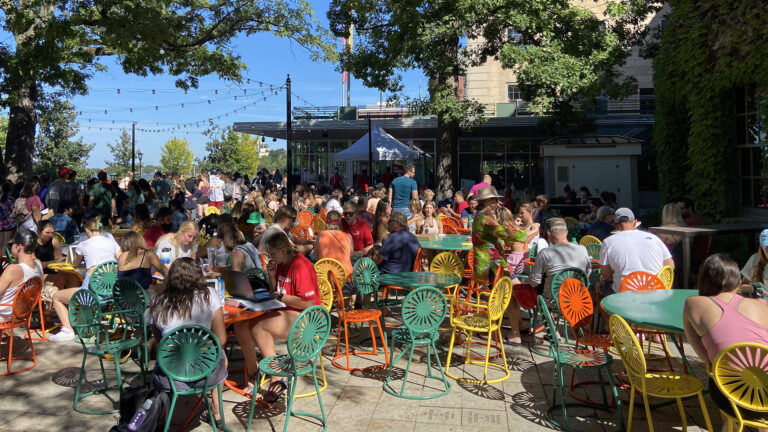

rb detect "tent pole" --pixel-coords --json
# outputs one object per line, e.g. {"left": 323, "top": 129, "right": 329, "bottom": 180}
{"left": 368, "top": 116, "right": 373, "bottom": 187}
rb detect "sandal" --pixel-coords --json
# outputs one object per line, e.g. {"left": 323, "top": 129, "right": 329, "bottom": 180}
{"left": 243, "top": 371, "right": 260, "bottom": 397}
{"left": 262, "top": 379, "right": 288, "bottom": 404}
{"left": 502, "top": 338, "right": 522, "bottom": 347}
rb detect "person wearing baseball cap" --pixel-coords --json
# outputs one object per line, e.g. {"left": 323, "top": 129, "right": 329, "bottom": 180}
{"left": 0, "top": 231, "right": 43, "bottom": 323}
{"left": 740, "top": 229, "right": 768, "bottom": 287}
{"left": 599, "top": 207, "right": 674, "bottom": 295}
{"left": 372, "top": 210, "right": 419, "bottom": 274}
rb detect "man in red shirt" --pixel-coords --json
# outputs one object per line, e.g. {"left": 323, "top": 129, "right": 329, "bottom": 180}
{"left": 678, "top": 197, "right": 707, "bottom": 261}
{"left": 329, "top": 167, "right": 344, "bottom": 189}
{"left": 356, "top": 169, "right": 370, "bottom": 190}
{"left": 234, "top": 232, "right": 319, "bottom": 403}
{"left": 142, "top": 207, "right": 173, "bottom": 248}
{"left": 341, "top": 201, "right": 373, "bottom": 257}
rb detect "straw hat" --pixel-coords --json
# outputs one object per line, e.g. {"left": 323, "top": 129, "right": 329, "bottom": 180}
{"left": 475, "top": 186, "right": 502, "bottom": 202}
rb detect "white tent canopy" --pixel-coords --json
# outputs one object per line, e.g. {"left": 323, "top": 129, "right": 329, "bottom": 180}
{"left": 332, "top": 126, "right": 422, "bottom": 162}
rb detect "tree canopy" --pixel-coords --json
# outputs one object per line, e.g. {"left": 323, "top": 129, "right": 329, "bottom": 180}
{"left": 34, "top": 98, "right": 95, "bottom": 177}
{"left": 202, "top": 126, "right": 261, "bottom": 176}
{"left": 0, "top": 0, "right": 336, "bottom": 182}
{"left": 161, "top": 137, "right": 194, "bottom": 175}
{"left": 328, "top": 0, "right": 661, "bottom": 192}
{"left": 105, "top": 129, "right": 133, "bottom": 178}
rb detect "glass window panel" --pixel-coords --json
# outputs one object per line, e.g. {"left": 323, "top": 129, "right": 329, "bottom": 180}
{"left": 740, "top": 147, "right": 752, "bottom": 177}
{"left": 736, "top": 116, "right": 746, "bottom": 145}
{"left": 752, "top": 147, "right": 762, "bottom": 175}
{"left": 747, "top": 115, "right": 761, "bottom": 144}
{"left": 742, "top": 178, "right": 752, "bottom": 207}
{"left": 459, "top": 154, "right": 481, "bottom": 183}
{"left": 330, "top": 141, "right": 347, "bottom": 153}
{"left": 507, "top": 139, "right": 530, "bottom": 154}
{"left": 753, "top": 178, "right": 763, "bottom": 209}
{"left": 482, "top": 139, "right": 506, "bottom": 153}
{"left": 460, "top": 139, "right": 481, "bottom": 153}
{"left": 735, "top": 87, "right": 746, "bottom": 115}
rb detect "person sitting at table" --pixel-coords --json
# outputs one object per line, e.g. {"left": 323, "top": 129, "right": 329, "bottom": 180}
{"left": 460, "top": 195, "right": 478, "bottom": 229}
{"left": 130, "top": 203, "right": 152, "bottom": 234}
{"left": 532, "top": 194, "right": 555, "bottom": 225}
{"left": 258, "top": 205, "right": 313, "bottom": 256}
{"left": 118, "top": 231, "right": 168, "bottom": 292}
{"left": 741, "top": 229, "right": 768, "bottom": 288}
{"left": 598, "top": 207, "right": 673, "bottom": 296}
{"left": 201, "top": 222, "right": 242, "bottom": 267}
{"left": 579, "top": 198, "right": 602, "bottom": 225}
{"left": 658, "top": 202, "right": 686, "bottom": 250}
{"left": 407, "top": 199, "right": 424, "bottom": 232}
{"left": 235, "top": 232, "right": 320, "bottom": 402}
{"left": 372, "top": 211, "right": 419, "bottom": 274}
{"left": 586, "top": 206, "right": 615, "bottom": 241}
{"left": 372, "top": 199, "right": 391, "bottom": 244}
{"left": 355, "top": 196, "right": 374, "bottom": 229}
{"left": 315, "top": 210, "right": 354, "bottom": 277}
{"left": 517, "top": 203, "right": 541, "bottom": 252}
{"left": 341, "top": 201, "right": 374, "bottom": 258}
{"left": 0, "top": 231, "right": 43, "bottom": 323}
{"left": 49, "top": 216, "right": 121, "bottom": 342}
{"left": 49, "top": 200, "right": 80, "bottom": 243}
{"left": 417, "top": 201, "right": 442, "bottom": 235}
{"left": 229, "top": 223, "right": 264, "bottom": 274}
{"left": 445, "top": 190, "right": 466, "bottom": 219}
{"left": 529, "top": 218, "right": 591, "bottom": 305}
{"left": 147, "top": 257, "right": 228, "bottom": 427}
{"left": 34, "top": 220, "right": 81, "bottom": 290}
{"left": 471, "top": 186, "right": 528, "bottom": 345}
{"left": 683, "top": 253, "right": 768, "bottom": 428}
{"left": 154, "top": 220, "right": 199, "bottom": 264}
{"left": 142, "top": 206, "right": 173, "bottom": 248}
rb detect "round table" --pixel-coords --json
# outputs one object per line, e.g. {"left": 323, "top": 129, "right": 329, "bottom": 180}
{"left": 418, "top": 234, "right": 472, "bottom": 251}
{"left": 377, "top": 271, "right": 461, "bottom": 288}
{"left": 601, "top": 289, "right": 698, "bottom": 374}
{"left": 601, "top": 289, "right": 698, "bottom": 334}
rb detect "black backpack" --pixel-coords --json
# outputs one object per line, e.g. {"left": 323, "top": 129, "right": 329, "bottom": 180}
{"left": 110, "top": 375, "right": 170, "bottom": 432}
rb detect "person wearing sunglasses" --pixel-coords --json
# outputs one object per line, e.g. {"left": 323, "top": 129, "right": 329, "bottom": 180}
{"left": 341, "top": 201, "right": 373, "bottom": 259}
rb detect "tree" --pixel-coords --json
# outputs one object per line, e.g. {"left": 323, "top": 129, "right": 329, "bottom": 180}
{"left": 202, "top": 126, "right": 260, "bottom": 175}
{"left": 0, "top": 115, "right": 7, "bottom": 151}
{"left": 259, "top": 149, "right": 287, "bottom": 172}
{"left": 161, "top": 137, "right": 194, "bottom": 175}
{"left": 0, "top": 1, "right": 336, "bottom": 183}
{"left": 328, "top": 0, "right": 660, "bottom": 193}
{"left": 34, "top": 98, "right": 95, "bottom": 177}
{"left": 105, "top": 129, "right": 133, "bottom": 178}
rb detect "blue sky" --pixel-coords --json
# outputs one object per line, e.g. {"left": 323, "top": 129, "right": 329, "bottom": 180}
{"left": 58, "top": 1, "right": 426, "bottom": 168}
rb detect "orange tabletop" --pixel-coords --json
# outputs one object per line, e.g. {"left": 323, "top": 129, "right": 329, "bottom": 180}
{"left": 524, "top": 258, "right": 535, "bottom": 267}
{"left": 223, "top": 304, "right": 266, "bottom": 325}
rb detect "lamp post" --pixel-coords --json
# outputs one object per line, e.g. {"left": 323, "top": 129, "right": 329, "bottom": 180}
{"left": 137, "top": 150, "right": 143, "bottom": 179}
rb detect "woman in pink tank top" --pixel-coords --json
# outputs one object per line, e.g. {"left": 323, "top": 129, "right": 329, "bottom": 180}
{"left": 684, "top": 253, "right": 768, "bottom": 424}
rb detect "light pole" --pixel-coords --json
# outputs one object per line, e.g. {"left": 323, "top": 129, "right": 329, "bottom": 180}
{"left": 137, "top": 150, "right": 143, "bottom": 179}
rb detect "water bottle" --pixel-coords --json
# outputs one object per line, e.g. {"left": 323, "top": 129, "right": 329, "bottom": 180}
{"left": 127, "top": 399, "right": 153, "bottom": 431}
{"left": 160, "top": 248, "right": 171, "bottom": 266}
{"left": 217, "top": 278, "right": 227, "bottom": 312}
{"left": 207, "top": 247, "right": 217, "bottom": 267}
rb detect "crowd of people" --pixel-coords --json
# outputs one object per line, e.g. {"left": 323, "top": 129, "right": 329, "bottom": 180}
{"left": 2, "top": 162, "right": 768, "bottom": 423}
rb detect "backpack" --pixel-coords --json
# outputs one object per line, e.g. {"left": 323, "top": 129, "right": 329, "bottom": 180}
{"left": 110, "top": 375, "right": 169, "bottom": 432}
{"left": 223, "top": 182, "right": 233, "bottom": 201}
{"left": 9, "top": 197, "right": 30, "bottom": 223}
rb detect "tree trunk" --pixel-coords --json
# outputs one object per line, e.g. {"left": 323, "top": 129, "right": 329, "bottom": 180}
{"left": 4, "top": 83, "right": 38, "bottom": 184}
{"left": 436, "top": 114, "right": 459, "bottom": 196}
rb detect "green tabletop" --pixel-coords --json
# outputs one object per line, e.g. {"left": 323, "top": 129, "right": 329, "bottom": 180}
{"left": 601, "top": 289, "right": 698, "bottom": 334}
{"left": 377, "top": 272, "right": 462, "bottom": 288}
{"left": 418, "top": 234, "right": 473, "bottom": 251}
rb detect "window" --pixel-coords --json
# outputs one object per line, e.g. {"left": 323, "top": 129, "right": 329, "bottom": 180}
{"left": 507, "top": 84, "right": 522, "bottom": 102}
{"left": 506, "top": 28, "right": 524, "bottom": 49}
{"left": 736, "top": 85, "right": 768, "bottom": 209}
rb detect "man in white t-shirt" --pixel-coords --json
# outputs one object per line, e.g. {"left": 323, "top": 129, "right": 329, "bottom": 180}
{"left": 599, "top": 207, "right": 674, "bottom": 295}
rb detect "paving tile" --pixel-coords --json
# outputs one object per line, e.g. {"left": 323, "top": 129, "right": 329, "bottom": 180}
{"left": 414, "top": 406, "right": 461, "bottom": 425}
{"left": 366, "top": 418, "right": 415, "bottom": 432}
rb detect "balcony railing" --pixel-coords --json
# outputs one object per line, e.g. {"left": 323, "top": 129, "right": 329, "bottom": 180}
{"left": 291, "top": 95, "right": 655, "bottom": 120}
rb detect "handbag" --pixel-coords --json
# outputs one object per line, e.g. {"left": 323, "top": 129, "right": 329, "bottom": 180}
{"left": 10, "top": 197, "right": 30, "bottom": 223}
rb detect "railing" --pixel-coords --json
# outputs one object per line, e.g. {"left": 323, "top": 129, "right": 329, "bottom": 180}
{"left": 292, "top": 95, "right": 655, "bottom": 120}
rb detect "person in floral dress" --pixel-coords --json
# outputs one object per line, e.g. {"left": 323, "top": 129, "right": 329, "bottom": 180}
{"left": 471, "top": 186, "right": 528, "bottom": 345}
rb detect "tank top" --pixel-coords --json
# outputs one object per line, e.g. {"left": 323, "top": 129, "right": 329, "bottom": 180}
{"left": 35, "top": 238, "right": 55, "bottom": 262}
{"left": 701, "top": 295, "right": 768, "bottom": 363}
{"left": 0, "top": 261, "right": 43, "bottom": 319}
{"left": 118, "top": 252, "right": 153, "bottom": 290}
{"left": 420, "top": 217, "right": 440, "bottom": 235}
{"left": 316, "top": 230, "right": 353, "bottom": 277}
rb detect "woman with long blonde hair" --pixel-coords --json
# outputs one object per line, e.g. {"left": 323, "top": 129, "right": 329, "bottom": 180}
{"left": 659, "top": 202, "right": 686, "bottom": 250}
{"left": 742, "top": 229, "right": 768, "bottom": 287}
{"left": 118, "top": 231, "right": 168, "bottom": 291}
{"left": 155, "top": 220, "right": 199, "bottom": 263}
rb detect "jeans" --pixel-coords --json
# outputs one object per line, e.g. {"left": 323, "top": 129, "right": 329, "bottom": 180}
{"left": 392, "top": 207, "right": 412, "bottom": 218}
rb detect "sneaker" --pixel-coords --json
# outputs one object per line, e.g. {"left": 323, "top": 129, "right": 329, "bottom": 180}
{"left": 48, "top": 328, "right": 75, "bottom": 342}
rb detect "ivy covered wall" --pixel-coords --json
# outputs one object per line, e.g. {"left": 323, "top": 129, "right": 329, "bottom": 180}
{"left": 654, "top": 0, "right": 768, "bottom": 222}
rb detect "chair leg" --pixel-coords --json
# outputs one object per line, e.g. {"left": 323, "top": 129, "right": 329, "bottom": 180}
{"left": 696, "top": 392, "right": 714, "bottom": 432}
{"left": 283, "top": 377, "right": 297, "bottom": 432}
{"left": 201, "top": 389, "right": 217, "bottom": 432}
{"left": 375, "top": 318, "right": 389, "bottom": 364}
{"left": 246, "top": 381, "right": 258, "bottom": 432}
{"left": 444, "top": 328, "right": 457, "bottom": 379}
{"left": 641, "top": 392, "right": 654, "bottom": 432}
{"left": 482, "top": 331, "right": 492, "bottom": 382}
{"left": 430, "top": 341, "right": 452, "bottom": 394}
{"left": 6, "top": 327, "right": 13, "bottom": 374}
{"left": 163, "top": 393, "right": 178, "bottom": 432}
{"left": 215, "top": 384, "right": 228, "bottom": 430}
{"left": 400, "top": 344, "right": 416, "bottom": 395}
{"left": 627, "top": 385, "right": 636, "bottom": 432}
{"left": 73, "top": 352, "right": 88, "bottom": 412}
{"left": 312, "top": 367, "right": 327, "bottom": 431}
{"left": 675, "top": 397, "right": 687, "bottom": 431}
{"left": 606, "top": 369, "right": 624, "bottom": 431}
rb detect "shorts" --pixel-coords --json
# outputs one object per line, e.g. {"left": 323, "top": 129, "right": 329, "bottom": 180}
{"left": 210, "top": 201, "right": 223, "bottom": 209}
{"left": 78, "top": 273, "right": 92, "bottom": 291}
{"left": 506, "top": 251, "right": 526, "bottom": 275}
{"left": 197, "top": 196, "right": 210, "bottom": 205}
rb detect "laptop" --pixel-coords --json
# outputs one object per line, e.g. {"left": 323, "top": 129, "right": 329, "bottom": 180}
{"left": 218, "top": 268, "right": 275, "bottom": 302}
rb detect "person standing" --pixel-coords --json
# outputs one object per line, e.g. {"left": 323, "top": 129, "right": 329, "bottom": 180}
{"left": 151, "top": 171, "right": 171, "bottom": 209}
{"left": 208, "top": 171, "right": 225, "bottom": 209}
{"left": 329, "top": 167, "right": 344, "bottom": 189}
{"left": 388, "top": 163, "right": 418, "bottom": 218}
{"left": 89, "top": 171, "right": 116, "bottom": 222}
{"left": 356, "top": 169, "right": 370, "bottom": 190}
{"left": 468, "top": 174, "right": 492, "bottom": 198}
